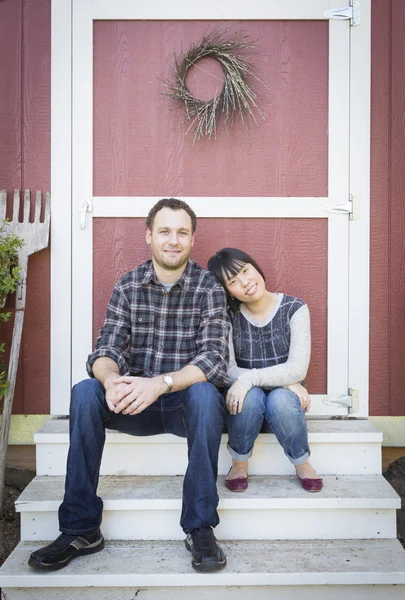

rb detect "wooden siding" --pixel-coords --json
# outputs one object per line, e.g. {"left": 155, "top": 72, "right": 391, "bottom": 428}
{"left": 93, "top": 20, "right": 328, "bottom": 198}
{"left": 0, "top": 0, "right": 50, "bottom": 414}
{"left": 0, "top": 0, "right": 403, "bottom": 416}
{"left": 369, "top": 0, "right": 405, "bottom": 416}
{"left": 389, "top": 0, "right": 405, "bottom": 416}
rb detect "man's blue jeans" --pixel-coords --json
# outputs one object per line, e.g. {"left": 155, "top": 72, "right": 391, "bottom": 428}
{"left": 226, "top": 387, "right": 310, "bottom": 466}
{"left": 58, "top": 379, "right": 225, "bottom": 535}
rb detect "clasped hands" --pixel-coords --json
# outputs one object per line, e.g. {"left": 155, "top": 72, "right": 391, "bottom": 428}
{"left": 226, "top": 380, "right": 311, "bottom": 415}
{"left": 104, "top": 374, "right": 164, "bottom": 415}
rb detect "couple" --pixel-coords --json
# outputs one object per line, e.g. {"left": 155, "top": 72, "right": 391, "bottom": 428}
{"left": 29, "top": 198, "right": 322, "bottom": 574}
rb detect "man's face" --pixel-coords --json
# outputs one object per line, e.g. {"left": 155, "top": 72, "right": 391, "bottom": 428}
{"left": 146, "top": 207, "right": 194, "bottom": 272}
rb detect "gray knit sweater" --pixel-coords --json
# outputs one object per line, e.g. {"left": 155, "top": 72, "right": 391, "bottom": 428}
{"left": 228, "top": 293, "right": 311, "bottom": 390}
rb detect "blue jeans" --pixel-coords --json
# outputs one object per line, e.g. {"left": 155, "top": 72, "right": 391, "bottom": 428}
{"left": 58, "top": 379, "right": 225, "bottom": 535}
{"left": 226, "top": 386, "right": 310, "bottom": 466}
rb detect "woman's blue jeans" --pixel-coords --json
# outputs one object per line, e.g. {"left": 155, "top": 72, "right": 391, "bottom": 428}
{"left": 226, "top": 386, "right": 310, "bottom": 466}
{"left": 58, "top": 379, "right": 225, "bottom": 535}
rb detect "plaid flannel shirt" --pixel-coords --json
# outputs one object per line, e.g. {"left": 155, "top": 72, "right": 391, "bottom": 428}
{"left": 87, "top": 259, "right": 230, "bottom": 386}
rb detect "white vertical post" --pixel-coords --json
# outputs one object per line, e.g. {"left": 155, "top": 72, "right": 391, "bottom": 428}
{"left": 51, "top": 0, "right": 72, "bottom": 414}
{"left": 71, "top": 0, "right": 94, "bottom": 385}
{"left": 326, "top": 19, "right": 350, "bottom": 410}
{"left": 348, "top": 0, "right": 371, "bottom": 417}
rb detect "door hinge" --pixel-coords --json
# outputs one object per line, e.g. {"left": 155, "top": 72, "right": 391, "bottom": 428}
{"left": 79, "top": 199, "right": 93, "bottom": 230}
{"left": 324, "top": 194, "right": 359, "bottom": 220}
{"left": 324, "top": 1, "right": 360, "bottom": 26}
{"left": 322, "top": 388, "right": 360, "bottom": 415}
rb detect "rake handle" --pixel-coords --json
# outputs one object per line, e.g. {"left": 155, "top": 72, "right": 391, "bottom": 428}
{"left": 0, "top": 253, "right": 28, "bottom": 517}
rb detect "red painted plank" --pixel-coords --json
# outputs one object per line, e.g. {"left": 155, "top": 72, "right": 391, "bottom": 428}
{"left": 0, "top": 0, "right": 23, "bottom": 412}
{"left": 390, "top": 0, "right": 405, "bottom": 417}
{"left": 93, "top": 20, "right": 328, "bottom": 198}
{"left": 0, "top": 0, "right": 22, "bottom": 191}
{"left": 1, "top": 1, "right": 51, "bottom": 415}
{"left": 93, "top": 218, "right": 327, "bottom": 394}
{"left": 18, "top": 0, "right": 51, "bottom": 414}
{"left": 369, "top": 0, "right": 391, "bottom": 416}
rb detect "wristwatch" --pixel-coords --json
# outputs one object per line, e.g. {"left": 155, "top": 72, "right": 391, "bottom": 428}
{"left": 162, "top": 374, "right": 174, "bottom": 393}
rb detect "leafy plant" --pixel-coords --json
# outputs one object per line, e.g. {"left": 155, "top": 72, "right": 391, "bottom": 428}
{"left": 0, "top": 220, "right": 23, "bottom": 400}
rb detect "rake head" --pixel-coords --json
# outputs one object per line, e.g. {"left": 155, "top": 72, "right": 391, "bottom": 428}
{"left": 0, "top": 189, "right": 50, "bottom": 256}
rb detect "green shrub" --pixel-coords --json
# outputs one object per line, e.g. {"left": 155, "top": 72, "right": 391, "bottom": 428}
{"left": 0, "top": 221, "right": 23, "bottom": 400}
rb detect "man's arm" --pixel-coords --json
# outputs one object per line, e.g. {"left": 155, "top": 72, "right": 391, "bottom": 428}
{"left": 92, "top": 356, "right": 123, "bottom": 411}
{"left": 112, "top": 365, "right": 206, "bottom": 415}
{"left": 86, "top": 280, "right": 131, "bottom": 378}
{"left": 93, "top": 356, "right": 120, "bottom": 387}
{"left": 188, "top": 283, "right": 230, "bottom": 386}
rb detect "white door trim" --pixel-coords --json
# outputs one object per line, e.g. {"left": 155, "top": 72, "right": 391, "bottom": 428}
{"left": 92, "top": 197, "right": 328, "bottom": 218}
{"left": 91, "top": 0, "right": 339, "bottom": 21}
{"left": 50, "top": 0, "right": 72, "bottom": 414}
{"left": 348, "top": 1, "right": 371, "bottom": 417}
{"left": 51, "top": 0, "right": 371, "bottom": 417}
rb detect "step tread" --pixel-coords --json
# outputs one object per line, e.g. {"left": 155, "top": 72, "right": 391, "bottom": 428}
{"left": 16, "top": 474, "right": 400, "bottom": 511}
{"left": 1, "top": 539, "right": 404, "bottom": 587}
{"left": 34, "top": 418, "right": 383, "bottom": 444}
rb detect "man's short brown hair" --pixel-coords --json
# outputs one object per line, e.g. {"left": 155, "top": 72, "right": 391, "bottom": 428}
{"left": 146, "top": 198, "right": 197, "bottom": 233}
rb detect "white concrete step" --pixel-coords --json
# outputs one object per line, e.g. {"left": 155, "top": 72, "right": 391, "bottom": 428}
{"left": 35, "top": 418, "right": 383, "bottom": 476}
{"left": 16, "top": 474, "right": 399, "bottom": 541}
{"left": 1, "top": 539, "right": 405, "bottom": 599}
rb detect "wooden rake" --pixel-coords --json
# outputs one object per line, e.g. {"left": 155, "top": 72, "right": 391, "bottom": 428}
{"left": 0, "top": 189, "right": 50, "bottom": 516}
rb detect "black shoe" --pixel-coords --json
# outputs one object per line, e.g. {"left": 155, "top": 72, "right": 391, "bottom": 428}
{"left": 185, "top": 527, "right": 226, "bottom": 572}
{"left": 28, "top": 529, "right": 105, "bottom": 571}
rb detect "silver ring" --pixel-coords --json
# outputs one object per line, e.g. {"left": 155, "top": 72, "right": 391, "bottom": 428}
{"left": 134, "top": 401, "right": 139, "bottom": 407}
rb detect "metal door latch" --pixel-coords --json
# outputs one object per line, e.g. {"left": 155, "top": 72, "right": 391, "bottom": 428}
{"left": 324, "top": 1, "right": 360, "bottom": 26}
{"left": 79, "top": 200, "right": 93, "bottom": 230}
{"left": 324, "top": 194, "right": 359, "bottom": 220}
{"left": 322, "top": 388, "right": 360, "bottom": 415}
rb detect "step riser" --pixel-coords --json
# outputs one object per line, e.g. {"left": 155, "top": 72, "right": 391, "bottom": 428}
{"left": 20, "top": 508, "right": 397, "bottom": 541}
{"left": 3, "top": 586, "right": 405, "bottom": 599}
{"left": 36, "top": 442, "right": 382, "bottom": 476}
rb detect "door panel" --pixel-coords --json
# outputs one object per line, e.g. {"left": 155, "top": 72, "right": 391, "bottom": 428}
{"left": 93, "top": 20, "right": 329, "bottom": 198}
{"left": 65, "top": 0, "right": 371, "bottom": 418}
{"left": 93, "top": 217, "right": 328, "bottom": 395}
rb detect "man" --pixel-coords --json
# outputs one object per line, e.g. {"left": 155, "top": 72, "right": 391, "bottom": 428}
{"left": 29, "top": 198, "right": 230, "bottom": 573}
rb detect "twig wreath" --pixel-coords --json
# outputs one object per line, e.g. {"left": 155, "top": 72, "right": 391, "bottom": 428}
{"left": 163, "top": 29, "right": 263, "bottom": 143}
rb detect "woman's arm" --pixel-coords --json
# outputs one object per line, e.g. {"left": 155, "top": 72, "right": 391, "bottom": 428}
{"left": 235, "top": 304, "right": 311, "bottom": 390}
{"left": 227, "top": 329, "right": 252, "bottom": 384}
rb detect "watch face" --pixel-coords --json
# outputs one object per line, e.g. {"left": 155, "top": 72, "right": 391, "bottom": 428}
{"left": 164, "top": 375, "right": 173, "bottom": 385}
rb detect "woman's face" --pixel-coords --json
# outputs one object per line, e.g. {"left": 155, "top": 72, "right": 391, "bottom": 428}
{"left": 224, "top": 263, "right": 266, "bottom": 303}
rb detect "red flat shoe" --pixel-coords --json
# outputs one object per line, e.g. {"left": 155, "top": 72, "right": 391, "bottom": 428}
{"left": 225, "top": 469, "right": 248, "bottom": 492}
{"left": 297, "top": 476, "right": 323, "bottom": 492}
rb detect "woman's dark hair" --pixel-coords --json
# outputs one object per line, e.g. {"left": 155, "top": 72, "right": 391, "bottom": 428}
{"left": 207, "top": 248, "right": 266, "bottom": 311}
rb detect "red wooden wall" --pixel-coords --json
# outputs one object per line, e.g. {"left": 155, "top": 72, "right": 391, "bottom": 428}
{"left": 0, "top": 0, "right": 50, "bottom": 414}
{"left": 370, "top": 0, "right": 405, "bottom": 416}
{"left": 0, "top": 0, "right": 404, "bottom": 416}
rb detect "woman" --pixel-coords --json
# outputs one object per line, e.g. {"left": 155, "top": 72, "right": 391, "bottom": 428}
{"left": 208, "top": 248, "right": 323, "bottom": 493}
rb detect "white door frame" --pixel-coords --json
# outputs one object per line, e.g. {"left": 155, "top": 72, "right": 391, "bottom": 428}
{"left": 51, "top": 0, "right": 371, "bottom": 417}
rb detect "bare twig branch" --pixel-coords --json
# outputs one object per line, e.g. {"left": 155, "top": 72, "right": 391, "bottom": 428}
{"left": 160, "top": 28, "right": 264, "bottom": 143}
